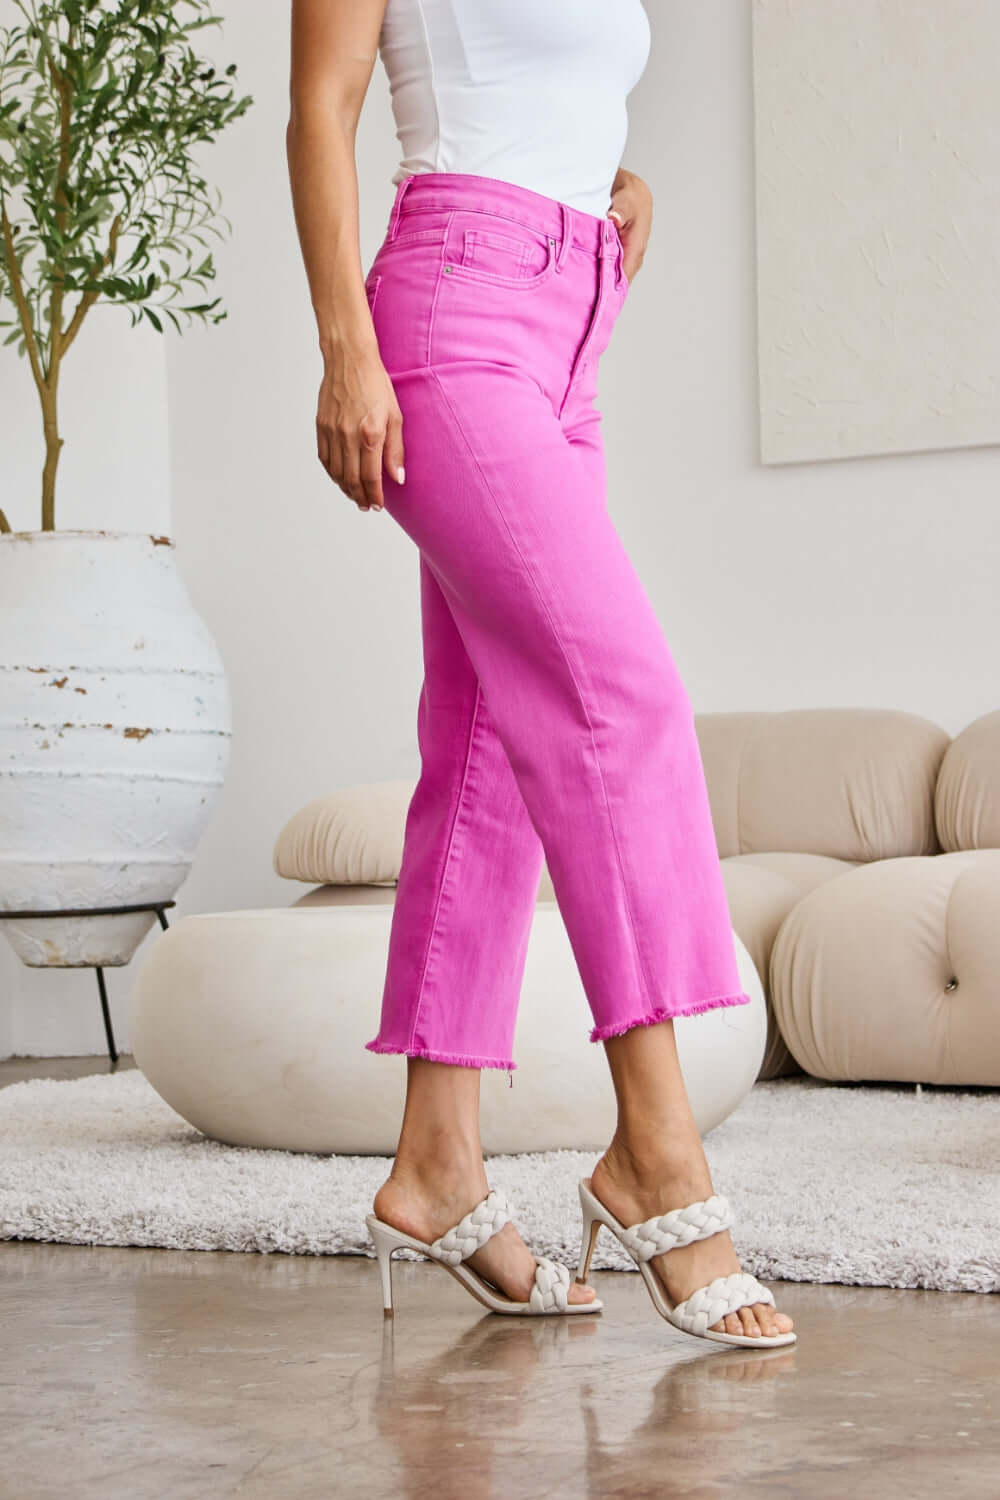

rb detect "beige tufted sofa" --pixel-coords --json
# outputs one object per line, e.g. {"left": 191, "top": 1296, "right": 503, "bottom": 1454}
{"left": 274, "top": 707, "right": 1000, "bottom": 1089}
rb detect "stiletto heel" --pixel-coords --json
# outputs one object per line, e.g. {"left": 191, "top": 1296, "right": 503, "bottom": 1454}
{"left": 576, "top": 1176, "right": 796, "bottom": 1349}
{"left": 365, "top": 1188, "right": 603, "bottom": 1318}
{"left": 575, "top": 1186, "right": 602, "bottom": 1285}
{"left": 368, "top": 1219, "right": 398, "bottom": 1318}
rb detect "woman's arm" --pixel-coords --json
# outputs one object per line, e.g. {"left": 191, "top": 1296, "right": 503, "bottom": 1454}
{"left": 286, "top": 0, "right": 403, "bottom": 512}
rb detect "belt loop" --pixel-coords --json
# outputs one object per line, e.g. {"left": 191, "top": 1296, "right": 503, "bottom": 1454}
{"left": 554, "top": 201, "right": 570, "bottom": 272}
{"left": 387, "top": 174, "right": 415, "bottom": 241}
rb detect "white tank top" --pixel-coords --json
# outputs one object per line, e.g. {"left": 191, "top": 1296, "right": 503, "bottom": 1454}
{"left": 377, "top": 0, "right": 651, "bottom": 219}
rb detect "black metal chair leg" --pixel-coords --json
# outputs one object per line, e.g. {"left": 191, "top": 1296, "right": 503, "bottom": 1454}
{"left": 95, "top": 966, "right": 119, "bottom": 1066}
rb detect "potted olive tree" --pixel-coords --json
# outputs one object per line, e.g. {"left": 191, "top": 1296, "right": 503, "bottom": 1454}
{"left": 0, "top": 0, "right": 251, "bottom": 972}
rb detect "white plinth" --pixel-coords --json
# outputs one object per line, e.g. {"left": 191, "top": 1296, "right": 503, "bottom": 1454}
{"left": 130, "top": 904, "right": 766, "bottom": 1155}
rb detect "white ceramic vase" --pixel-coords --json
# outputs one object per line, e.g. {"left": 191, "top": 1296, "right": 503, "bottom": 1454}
{"left": 0, "top": 529, "right": 231, "bottom": 968}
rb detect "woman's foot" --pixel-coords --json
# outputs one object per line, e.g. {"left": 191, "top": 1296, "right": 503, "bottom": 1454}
{"left": 374, "top": 1153, "right": 597, "bottom": 1309}
{"left": 590, "top": 1140, "right": 794, "bottom": 1339}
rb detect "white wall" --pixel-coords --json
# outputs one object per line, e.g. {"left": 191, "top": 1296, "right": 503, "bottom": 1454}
{"left": 4, "top": 0, "right": 998, "bottom": 1055}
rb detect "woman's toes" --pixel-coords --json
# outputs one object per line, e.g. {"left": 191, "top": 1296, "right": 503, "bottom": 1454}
{"left": 757, "top": 1307, "right": 793, "bottom": 1336}
{"left": 723, "top": 1312, "right": 743, "bottom": 1336}
{"left": 755, "top": 1304, "right": 778, "bottom": 1337}
{"left": 738, "top": 1307, "right": 761, "bottom": 1337}
{"left": 568, "top": 1281, "right": 597, "bottom": 1306}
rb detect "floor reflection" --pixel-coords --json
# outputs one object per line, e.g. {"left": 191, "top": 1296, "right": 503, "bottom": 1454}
{"left": 371, "top": 1287, "right": 797, "bottom": 1499}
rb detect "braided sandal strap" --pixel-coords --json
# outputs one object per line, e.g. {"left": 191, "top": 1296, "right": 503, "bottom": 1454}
{"left": 429, "top": 1188, "right": 511, "bottom": 1266}
{"left": 529, "top": 1257, "right": 571, "bottom": 1313}
{"left": 670, "top": 1271, "right": 775, "bottom": 1336}
{"left": 619, "top": 1193, "right": 734, "bottom": 1263}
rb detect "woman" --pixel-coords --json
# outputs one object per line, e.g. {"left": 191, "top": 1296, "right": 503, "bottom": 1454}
{"left": 286, "top": 0, "right": 795, "bottom": 1347}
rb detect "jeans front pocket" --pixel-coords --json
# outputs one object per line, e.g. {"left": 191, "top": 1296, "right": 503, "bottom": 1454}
{"left": 441, "top": 210, "right": 558, "bottom": 291}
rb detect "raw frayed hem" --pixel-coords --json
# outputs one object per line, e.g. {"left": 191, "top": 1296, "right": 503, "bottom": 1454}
{"left": 589, "top": 991, "right": 753, "bottom": 1044}
{"left": 365, "top": 1039, "right": 516, "bottom": 1072}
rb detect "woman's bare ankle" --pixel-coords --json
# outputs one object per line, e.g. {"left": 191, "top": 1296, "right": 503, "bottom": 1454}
{"left": 595, "top": 1130, "right": 713, "bottom": 1207}
{"left": 373, "top": 1132, "right": 491, "bottom": 1240}
{"left": 392, "top": 1125, "right": 486, "bottom": 1186}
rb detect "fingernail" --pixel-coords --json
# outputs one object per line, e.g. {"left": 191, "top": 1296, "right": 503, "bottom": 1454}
{"left": 396, "top": 466, "right": 405, "bottom": 484}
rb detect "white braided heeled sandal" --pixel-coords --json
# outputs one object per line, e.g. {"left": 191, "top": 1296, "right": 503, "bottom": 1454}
{"left": 366, "top": 1187, "right": 603, "bottom": 1319}
{"left": 575, "top": 1176, "right": 795, "bottom": 1348}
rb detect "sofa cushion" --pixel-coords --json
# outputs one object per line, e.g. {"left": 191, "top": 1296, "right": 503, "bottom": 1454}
{"left": 770, "top": 849, "right": 1000, "bottom": 1084}
{"left": 721, "top": 852, "right": 859, "bottom": 1077}
{"left": 935, "top": 709, "right": 1000, "bottom": 852}
{"left": 273, "top": 780, "right": 414, "bottom": 886}
{"left": 274, "top": 779, "right": 564, "bottom": 896}
{"left": 695, "top": 708, "right": 949, "bottom": 863}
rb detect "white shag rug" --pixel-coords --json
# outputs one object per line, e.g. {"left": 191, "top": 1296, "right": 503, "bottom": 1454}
{"left": 0, "top": 1071, "right": 997, "bottom": 1293}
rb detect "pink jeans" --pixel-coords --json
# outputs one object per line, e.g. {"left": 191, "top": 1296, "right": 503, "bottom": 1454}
{"left": 363, "top": 171, "right": 750, "bottom": 1071}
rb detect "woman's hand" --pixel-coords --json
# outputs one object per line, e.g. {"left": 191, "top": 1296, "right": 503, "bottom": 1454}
{"left": 316, "top": 343, "right": 405, "bottom": 513}
{"left": 607, "top": 167, "right": 653, "bottom": 286}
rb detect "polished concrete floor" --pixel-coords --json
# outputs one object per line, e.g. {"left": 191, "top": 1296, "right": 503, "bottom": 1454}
{"left": 2, "top": 1057, "right": 998, "bottom": 1500}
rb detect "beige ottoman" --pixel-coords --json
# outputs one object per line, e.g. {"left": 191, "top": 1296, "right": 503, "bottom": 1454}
{"left": 130, "top": 902, "right": 767, "bottom": 1156}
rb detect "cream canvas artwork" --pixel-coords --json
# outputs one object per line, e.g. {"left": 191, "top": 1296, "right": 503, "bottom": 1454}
{"left": 752, "top": 0, "right": 1000, "bottom": 464}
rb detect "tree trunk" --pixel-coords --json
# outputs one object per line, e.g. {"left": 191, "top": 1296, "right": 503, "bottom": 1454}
{"left": 40, "top": 378, "right": 62, "bottom": 532}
